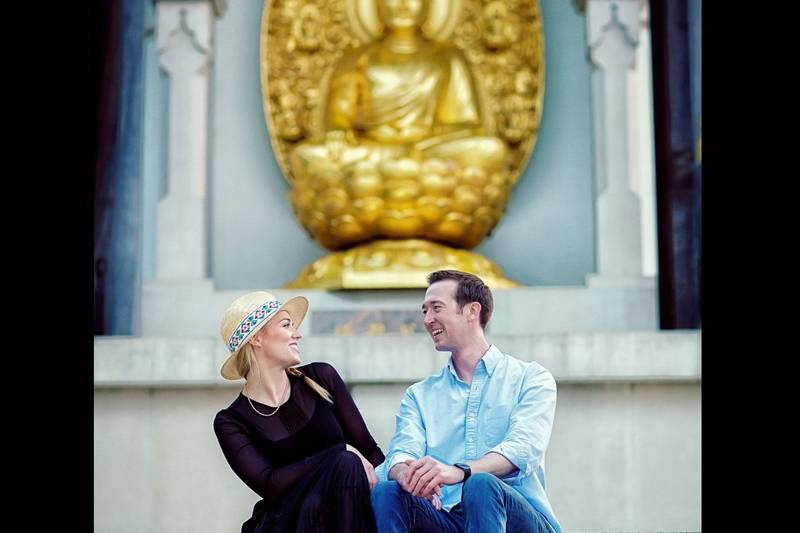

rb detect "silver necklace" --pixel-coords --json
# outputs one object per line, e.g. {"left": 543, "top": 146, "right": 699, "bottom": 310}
{"left": 244, "top": 377, "right": 290, "bottom": 417}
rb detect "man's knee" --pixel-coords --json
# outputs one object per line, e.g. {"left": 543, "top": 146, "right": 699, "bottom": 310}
{"left": 462, "top": 472, "right": 503, "bottom": 503}
{"left": 371, "top": 480, "right": 404, "bottom": 506}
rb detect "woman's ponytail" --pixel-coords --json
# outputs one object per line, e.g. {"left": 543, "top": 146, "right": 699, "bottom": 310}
{"left": 288, "top": 367, "right": 334, "bottom": 404}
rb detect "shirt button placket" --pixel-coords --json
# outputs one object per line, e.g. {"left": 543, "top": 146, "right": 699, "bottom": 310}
{"left": 465, "top": 378, "right": 482, "bottom": 459}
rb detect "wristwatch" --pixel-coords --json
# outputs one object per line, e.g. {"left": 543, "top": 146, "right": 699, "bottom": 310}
{"left": 453, "top": 462, "right": 472, "bottom": 483}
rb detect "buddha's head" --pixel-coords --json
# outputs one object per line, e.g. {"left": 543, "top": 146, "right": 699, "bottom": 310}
{"left": 376, "top": 0, "right": 429, "bottom": 32}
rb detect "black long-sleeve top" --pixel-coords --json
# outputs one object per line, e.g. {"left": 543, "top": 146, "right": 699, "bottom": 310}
{"left": 213, "top": 362, "right": 385, "bottom": 504}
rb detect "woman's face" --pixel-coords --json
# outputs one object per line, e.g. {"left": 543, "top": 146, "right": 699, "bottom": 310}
{"left": 377, "top": 0, "right": 427, "bottom": 31}
{"left": 251, "top": 311, "right": 303, "bottom": 367}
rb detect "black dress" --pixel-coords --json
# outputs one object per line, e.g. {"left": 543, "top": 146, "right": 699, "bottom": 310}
{"left": 213, "top": 362, "right": 385, "bottom": 533}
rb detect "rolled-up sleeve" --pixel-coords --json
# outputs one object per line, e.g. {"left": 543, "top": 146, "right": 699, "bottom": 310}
{"left": 380, "top": 386, "right": 427, "bottom": 481}
{"left": 489, "top": 365, "right": 557, "bottom": 483}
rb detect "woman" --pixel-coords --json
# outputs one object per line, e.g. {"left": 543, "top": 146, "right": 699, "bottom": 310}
{"left": 213, "top": 291, "right": 385, "bottom": 532}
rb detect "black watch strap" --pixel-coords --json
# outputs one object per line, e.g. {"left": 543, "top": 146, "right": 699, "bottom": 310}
{"left": 454, "top": 462, "right": 471, "bottom": 483}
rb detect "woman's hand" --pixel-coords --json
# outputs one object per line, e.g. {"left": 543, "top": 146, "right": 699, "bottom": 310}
{"left": 346, "top": 444, "right": 378, "bottom": 490}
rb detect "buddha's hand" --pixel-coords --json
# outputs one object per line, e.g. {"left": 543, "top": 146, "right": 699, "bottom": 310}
{"left": 324, "top": 130, "right": 348, "bottom": 162}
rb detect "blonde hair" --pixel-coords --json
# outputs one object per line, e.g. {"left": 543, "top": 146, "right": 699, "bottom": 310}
{"left": 237, "top": 347, "right": 333, "bottom": 404}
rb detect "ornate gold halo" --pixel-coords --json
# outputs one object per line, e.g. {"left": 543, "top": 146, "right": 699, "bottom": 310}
{"left": 346, "top": 0, "right": 463, "bottom": 43}
{"left": 259, "top": 0, "right": 546, "bottom": 288}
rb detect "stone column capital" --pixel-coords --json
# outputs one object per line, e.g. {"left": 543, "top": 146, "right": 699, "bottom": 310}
{"left": 587, "top": 0, "right": 640, "bottom": 68}
{"left": 156, "top": 2, "right": 214, "bottom": 69}
{"left": 153, "top": 0, "right": 227, "bottom": 17}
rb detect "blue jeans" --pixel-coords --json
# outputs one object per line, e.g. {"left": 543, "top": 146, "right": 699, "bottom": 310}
{"left": 371, "top": 473, "right": 550, "bottom": 533}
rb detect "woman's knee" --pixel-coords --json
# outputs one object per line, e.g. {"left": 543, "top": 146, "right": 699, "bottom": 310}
{"left": 330, "top": 450, "right": 368, "bottom": 486}
{"left": 334, "top": 449, "right": 364, "bottom": 469}
{"left": 299, "top": 491, "right": 323, "bottom": 514}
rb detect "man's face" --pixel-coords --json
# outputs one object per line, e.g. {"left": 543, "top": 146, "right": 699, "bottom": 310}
{"left": 422, "top": 279, "right": 472, "bottom": 352}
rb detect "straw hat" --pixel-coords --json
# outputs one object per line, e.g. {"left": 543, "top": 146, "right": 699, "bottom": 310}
{"left": 219, "top": 291, "right": 309, "bottom": 380}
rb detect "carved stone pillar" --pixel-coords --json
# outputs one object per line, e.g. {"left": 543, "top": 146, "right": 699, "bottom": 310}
{"left": 585, "top": 0, "right": 653, "bottom": 287}
{"left": 154, "top": 1, "right": 224, "bottom": 279}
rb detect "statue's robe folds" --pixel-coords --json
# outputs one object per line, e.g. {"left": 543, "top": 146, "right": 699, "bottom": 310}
{"left": 291, "top": 41, "right": 506, "bottom": 175}
{"left": 327, "top": 42, "right": 483, "bottom": 144}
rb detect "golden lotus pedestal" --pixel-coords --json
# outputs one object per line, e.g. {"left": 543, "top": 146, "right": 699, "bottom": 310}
{"left": 285, "top": 239, "right": 520, "bottom": 289}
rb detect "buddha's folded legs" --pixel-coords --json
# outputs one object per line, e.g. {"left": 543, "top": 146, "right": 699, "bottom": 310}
{"left": 418, "top": 136, "right": 507, "bottom": 172}
{"left": 291, "top": 140, "right": 409, "bottom": 180}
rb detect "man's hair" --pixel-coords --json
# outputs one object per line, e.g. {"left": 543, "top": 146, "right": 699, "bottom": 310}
{"left": 426, "top": 270, "right": 494, "bottom": 329}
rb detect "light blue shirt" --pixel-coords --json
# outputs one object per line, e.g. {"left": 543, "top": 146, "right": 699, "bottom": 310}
{"left": 377, "top": 345, "right": 562, "bottom": 533}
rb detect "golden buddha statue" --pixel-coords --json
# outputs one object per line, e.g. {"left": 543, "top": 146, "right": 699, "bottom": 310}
{"left": 291, "top": 0, "right": 506, "bottom": 181}
{"left": 260, "top": 0, "right": 545, "bottom": 288}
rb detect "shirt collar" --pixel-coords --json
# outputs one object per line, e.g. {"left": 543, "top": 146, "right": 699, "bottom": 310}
{"left": 446, "top": 344, "right": 503, "bottom": 379}
{"left": 482, "top": 344, "right": 502, "bottom": 376}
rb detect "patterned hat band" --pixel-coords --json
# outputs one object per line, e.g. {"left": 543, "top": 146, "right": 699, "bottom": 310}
{"left": 227, "top": 299, "right": 282, "bottom": 353}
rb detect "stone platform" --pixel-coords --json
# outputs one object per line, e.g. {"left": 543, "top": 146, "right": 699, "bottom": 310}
{"left": 95, "top": 330, "right": 700, "bottom": 532}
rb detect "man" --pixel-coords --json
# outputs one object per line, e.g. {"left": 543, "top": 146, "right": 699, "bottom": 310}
{"left": 372, "top": 270, "right": 562, "bottom": 533}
